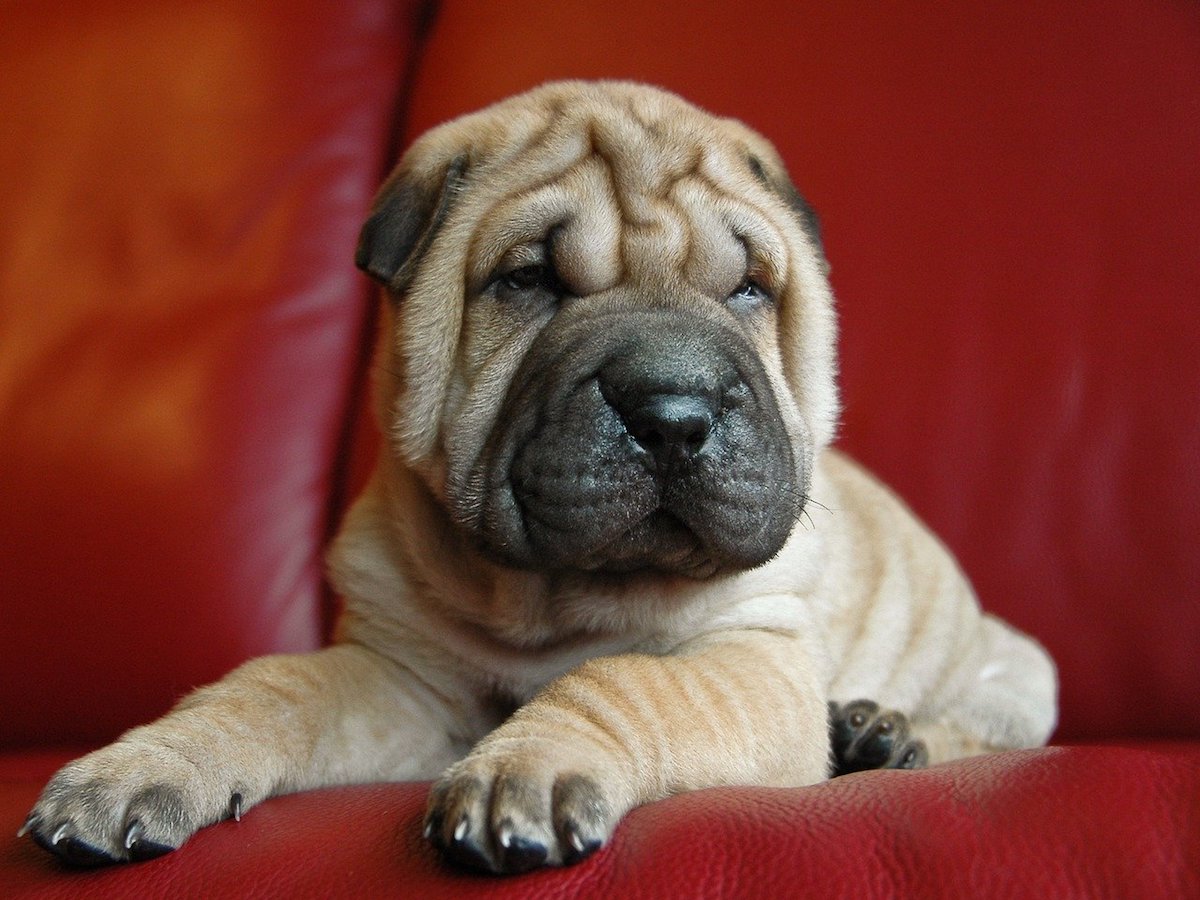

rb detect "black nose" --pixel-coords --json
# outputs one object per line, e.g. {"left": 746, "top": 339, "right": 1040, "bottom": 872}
{"left": 622, "top": 393, "right": 716, "bottom": 467}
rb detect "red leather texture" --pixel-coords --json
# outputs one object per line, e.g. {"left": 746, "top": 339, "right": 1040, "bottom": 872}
{"left": 0, "top": 0, "right": 422, "bottom": 747}
{"left": 4, "top": 745, "right": 1198, "bottom": 898}
{"left": 406, "top": 0, "right": 1200, "bottom": 742}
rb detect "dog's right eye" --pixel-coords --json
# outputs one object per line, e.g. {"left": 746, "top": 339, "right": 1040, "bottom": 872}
{"left": 499, "top": 265, "right": 556, "bottom": 293}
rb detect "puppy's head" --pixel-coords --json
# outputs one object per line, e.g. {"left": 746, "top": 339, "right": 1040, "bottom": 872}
{"left": 357, "top": 81, "right": 838, "bottom": 578}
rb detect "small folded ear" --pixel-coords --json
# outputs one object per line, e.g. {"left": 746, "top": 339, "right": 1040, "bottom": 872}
{"left": 355, "top": 154, "right": 468, "bottom": 289}
{"left": 748, "top": 154, "right": 825, "bottom": 262}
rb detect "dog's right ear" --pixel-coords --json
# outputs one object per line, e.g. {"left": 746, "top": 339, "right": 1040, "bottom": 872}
{"left": 355, "top": 154, "right": 468, "bottom": 290}
{"left": 747, "top": 154, "right": 825, "bottom": 266}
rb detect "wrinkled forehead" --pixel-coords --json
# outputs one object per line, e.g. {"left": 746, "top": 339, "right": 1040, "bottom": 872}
{"left": 458, "top": 92, "right": 791, "bottom": 296}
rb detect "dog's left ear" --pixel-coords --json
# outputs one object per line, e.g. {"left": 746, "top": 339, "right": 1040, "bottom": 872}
{"left": 748, "top": 155, "right": 825, "bottom": 265}
{"left": 355, "top": 154, "right": 468, "bottom": 290}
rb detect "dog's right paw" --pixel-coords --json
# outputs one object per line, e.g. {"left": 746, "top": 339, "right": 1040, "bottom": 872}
{"left": 424, "top": 752, "right": 617, "bottom": 875}
{"left": 20, "top": 738, "right": 242, "bottom": 866}
{"left": 828, "top": 699, "right": 928, "bottom": 777}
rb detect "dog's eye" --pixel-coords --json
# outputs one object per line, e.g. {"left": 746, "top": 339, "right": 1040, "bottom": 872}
{"left": 727, "top": 279, "right": 771, "bottom": 309}
{"left": 499, "top": 265, "right": 556, "bottom": 293}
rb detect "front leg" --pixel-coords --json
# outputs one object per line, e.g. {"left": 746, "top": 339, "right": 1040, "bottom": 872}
{"left": 426, "top": 628, "right": 829, "bottom": 874}
{"left": 23, "top": 643, "right": 458, "bottom": 865}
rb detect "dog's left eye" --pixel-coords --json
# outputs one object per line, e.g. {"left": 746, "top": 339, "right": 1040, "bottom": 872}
{"left": 727, "top": 279, "right": 771, "bottom": 309}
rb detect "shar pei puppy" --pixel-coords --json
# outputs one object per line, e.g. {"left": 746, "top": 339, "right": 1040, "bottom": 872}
{"left": 24, "top": 81, "right": 1057, "bottom": 874}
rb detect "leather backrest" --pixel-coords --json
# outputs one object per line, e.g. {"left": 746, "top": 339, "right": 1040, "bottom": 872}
{"left": 0, "top": 0, "right": 421, "bottom": 747}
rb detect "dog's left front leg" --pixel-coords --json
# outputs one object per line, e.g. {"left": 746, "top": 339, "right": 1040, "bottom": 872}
{"left": 426, "top": 628, "right": 829, "bottom": 874}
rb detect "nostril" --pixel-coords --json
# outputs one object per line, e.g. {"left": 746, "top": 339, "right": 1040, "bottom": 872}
{"left": 635, "top": 427, "right": 666, "bottom": 450}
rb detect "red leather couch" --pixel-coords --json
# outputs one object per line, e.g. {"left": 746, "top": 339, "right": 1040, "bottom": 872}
{"left": 3, "top": 1, "right": 1198, "bottom": 896}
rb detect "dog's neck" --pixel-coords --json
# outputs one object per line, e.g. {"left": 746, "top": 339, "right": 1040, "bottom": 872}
{"left": 353, "top": 456, "right": 763, "bottom": 650}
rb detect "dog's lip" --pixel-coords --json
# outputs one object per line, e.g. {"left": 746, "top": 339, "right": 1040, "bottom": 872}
{"left": 513, "top": 488, "right": 654, "bottom": 566}
{"left": 554, "top": 508, "right": 719, "bottom": 578}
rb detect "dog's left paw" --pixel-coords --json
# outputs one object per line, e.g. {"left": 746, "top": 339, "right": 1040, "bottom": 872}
{"left": 828, "top": 699, "right": 928, "bottom": 776}
{"left": 424, "top": 749, "right": 619, "bottom": 875}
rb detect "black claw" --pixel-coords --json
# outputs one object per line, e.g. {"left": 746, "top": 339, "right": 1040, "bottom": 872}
{"left": 498, "top": 830, "right": 548, "bottom": 874}
{"left": 126, "top": 835, "right": 175, "bottom": 862}
{"left": 31, "top": 826, "right": 115, "bottom": 868}
{"left": 230, "top": 793, "right": 244, "bottom": 822}
{"left": 829, "top": 700, "right": 878, "bottom": 763}
{"left": 442, "top": 824, "right": 495, "bottom": 874}
{"left": 17, "top": 814, "right": 37, "bottom": 839}
{"left": 561, "top": 822, "right": 602, "bottom": 866}
{"left": 423, "top": 810, "right": 445, "bottom": 849}
{"left": 123, "top": 820, "right": 175, "bottom": 862}
{"left": 897, "top": 741, "right": 929, "bottom": 769}
{"left": 854, "top": 716, "right": 903, "bottom": 768}
{"left": 124, "top": 820, "right": 143, "bottom": 850}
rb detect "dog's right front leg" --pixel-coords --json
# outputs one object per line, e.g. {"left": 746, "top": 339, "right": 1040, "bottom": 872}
{"left": 22, "top": 643, "right": 459, "bottom": 865}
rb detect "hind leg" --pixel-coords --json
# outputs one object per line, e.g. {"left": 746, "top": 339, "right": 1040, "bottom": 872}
{"left": 914, "top": 614, "right": 1057, "bottom": 763}
{"left": 827, "top": 700, "right": 1004, "bottom": 776}
{"left": 830, "top": 615, "right": 1057, "bottom": 773}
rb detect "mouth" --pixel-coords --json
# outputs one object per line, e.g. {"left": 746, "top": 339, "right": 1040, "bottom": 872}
{"left": 504, "top": 443, "right": 803, "bottom": 578}
{"left": 566, "top": 509, "right": 721, "bottom": 579}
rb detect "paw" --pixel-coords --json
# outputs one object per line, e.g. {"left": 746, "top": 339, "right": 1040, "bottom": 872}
{"left": 424, "top": 749, "right": 618, "bottom": 875}
{"left": 828, "top": 699, "right": 928, "bottom": 776}
{"left": 21, "top": 738, "right": 242, "bottom": 866}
